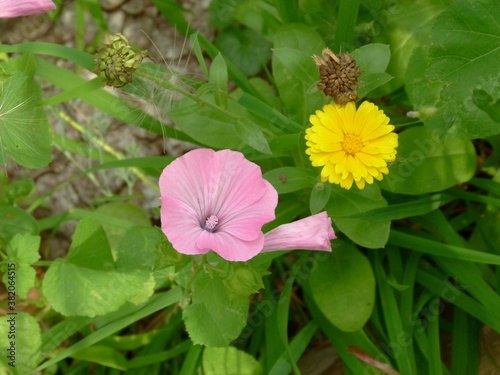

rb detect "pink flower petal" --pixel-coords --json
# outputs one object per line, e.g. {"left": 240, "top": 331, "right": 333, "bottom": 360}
{"left": 159, "top": 149, "right": 220, "bottom": 219}
{"left": 160, "top": 197, "right": 208, "bottom": 256}
{"left": 210, "top": 149, "right": 269, "bottom": 218}
{"left": 219, "top": 180, "right": 277, "bottom": 241}
{"left": 261, "top": 212, "right": 336, "bottom": 252}
{"left": 196, "top": 230, "right": 264, "bottom": 262}
{"left": 0, "top": 0, "right": 56, "bottom": 18}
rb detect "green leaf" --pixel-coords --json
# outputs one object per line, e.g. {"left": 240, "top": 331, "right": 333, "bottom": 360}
{"left": 349, "top": 40, "right": 393, "bottom": 97}
{"left": 235, "top": 0, "right": 282, "bottom": 40}
{"left": 5, "top": 233, "right": 40, "bottom": 265}
{"left": 3, "top": 234, "right": 40, "bottom": 298}
{"left": 309, "top": 181, "right": 332, "bottom": 214}
{"left": 42, "top": 218, "right": 155, "bottom": 317}
{"left": 183, "top": 272, "right": 249, "bottom": 347}
{"left": 169, "top": 96, "right": 244, "bottom": 150}
{"left": 357, "top": 73, "right": 393, "bottom": 99}
{"left": 10, "top": 266, "right": 37, "bottom": 299}
{"left": 380, "top": 126, "right": 476, "bottom": 194}
{"left": 0, "top": 178, "right": 34, "bottom": 205}
{"left": 215, "top": 26, "right": 272, "bottom": 77}
{"left": 203, "top": 347, "right": 262, "bottom": 375}
{"left": 426, "top": 0, "right": 500, "bottom": 139}
{"left": 263, "top": 167, "right": 316, "bottom": 194}
{"left": 351, "top": 43, "right": 390, "bottom": 75}
{"left": 0, "top": 54, "right": 51, "bottom": 167}
{"left": 405, "top": 46, "right": 444, "bottom": 117}
{"left": 272, "top": 24, "right": 325, "bottom": 124}
{"left": 94, "top": 202, "right": 151, "bottom": 254}
{"left": 372, "top": 0, "right": 446, "bottom": 95}
{"left": 0, "top": 206, "right": 39, "bottom": 245}
{"left": 235, "top": 118, "right": 271, "bottom": 154}
{"left": 472, "top": 88, "right": 500, "bottom": 123}
{"left": 308, "top": 241, "right": 375, "bottom": 332}
{"left": 209, "top": 53, "right": 229, "bottom": 109}
{"left": 272, "top": 47, "right": 324, "bottom": 124}
{"left": 326, "top": 184, "right": 390, "bottom": 249}
{"left": 0, "top": 313, "right": 41, "bottom": 375}
{"left": 209, "top": 0, "right": 240, "bottom": 28}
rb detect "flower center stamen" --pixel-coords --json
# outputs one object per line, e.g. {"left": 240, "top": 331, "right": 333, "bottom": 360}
{"left": 341, "top": 133, "right": 363, "bottom": 155}
{"left": 204, "top": 215, "right": 219, "bottom": 232}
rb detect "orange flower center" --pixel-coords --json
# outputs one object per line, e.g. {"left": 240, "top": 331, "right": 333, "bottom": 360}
{"left": 341, "top": 133, "right": 363, "bottom": 155}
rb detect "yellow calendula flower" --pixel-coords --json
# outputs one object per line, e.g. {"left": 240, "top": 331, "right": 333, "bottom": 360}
{"left": 305, "top": 101, "right": 398, "bottom": 190}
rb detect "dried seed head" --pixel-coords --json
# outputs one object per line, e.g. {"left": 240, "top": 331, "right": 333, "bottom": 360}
{"left": 94, "top": 33, "right": 149, "bottom": 88}
{"left": 312, "top": 48, "right": 362, "bottom": 105}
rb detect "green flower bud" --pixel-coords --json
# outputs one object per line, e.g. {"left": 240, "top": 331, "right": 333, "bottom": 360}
{"left": 94, "top": 33, "right": 149, "bottom": 88}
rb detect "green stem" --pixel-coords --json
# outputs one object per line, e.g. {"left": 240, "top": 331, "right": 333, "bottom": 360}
{"left": 185, "top": 256, "right": 206, "bottom": 295}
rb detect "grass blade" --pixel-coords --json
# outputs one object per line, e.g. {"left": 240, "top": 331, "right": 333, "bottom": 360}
{"left": 389, "top": 230, "right": 500, "bottom": 265}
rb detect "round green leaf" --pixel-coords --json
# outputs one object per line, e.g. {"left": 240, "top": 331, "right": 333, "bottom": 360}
{"left": 308, "top": 241, "right": 375, "bottom": 332}
{"left": 381, "top": 126, "right": 476, "bottom": 194}
{"left": 326, "top": 184, "right": 390, "bottom": 249}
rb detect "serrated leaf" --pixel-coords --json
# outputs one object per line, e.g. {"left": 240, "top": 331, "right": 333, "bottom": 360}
{"left": 380, "top": 126, "right": 476, "bottom": 194}
{"left": 42, "top": 218, "right": 155, "bottom": 317}
{"left": 0, "top": 54, "right": 51, "bottom": 167}
{"left": 203, "top": 346, "right": 262, "bottom": 375}
{"left": 6, "top": 233, "right": 40, "bottom": 265}
{"left": 308, "top": 241, "right": 375, "bottom": 332}
{"left": 183, "top": 273, "right": 248, "bottom": 347}
{"left": 0, "top": 313, "right": 41, "bottom": 375}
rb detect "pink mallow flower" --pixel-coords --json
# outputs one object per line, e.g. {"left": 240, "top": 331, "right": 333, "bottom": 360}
{"left": 0, "top": 0, "right": 56, "bottom": 18}
{"left": 159, "top": 149, "right": 335, "bottom": 261}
